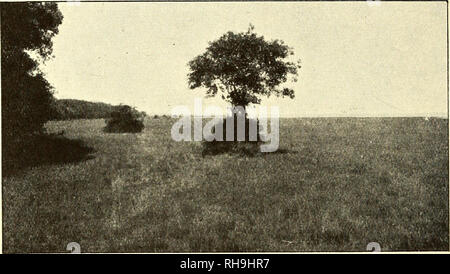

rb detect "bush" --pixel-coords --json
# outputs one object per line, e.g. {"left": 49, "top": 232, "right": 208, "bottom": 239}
{"left": 104, "top": 105, "right": 144, "bottom": 133}
{"left": 202, "top": 115, "right": 264, "bottom": 156}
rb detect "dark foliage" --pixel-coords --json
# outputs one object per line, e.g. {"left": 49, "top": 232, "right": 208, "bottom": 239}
{"left": 188, "top": 24, "right": 300, "bottom": 109}
{"left": 1, "top": 2, "right": 63, "bottom": 172}
{"left": 49, "top": 99, "right": 148, "bottom": 121}
{"left": 2, "top": 2, "right": 63, "bottom": 135}
{"left": 51, "top": 99, "right": 120, "bottom": 120}
{"left": 104, "top": 105, "right": 145, "bottom": 133}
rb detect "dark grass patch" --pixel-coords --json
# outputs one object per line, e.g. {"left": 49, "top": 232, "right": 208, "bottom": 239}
{"left": 2, "top": 134, "right": 95, "bottom": 176}
{"left": 202, "top": 141, "right": 262, "bottom": 157}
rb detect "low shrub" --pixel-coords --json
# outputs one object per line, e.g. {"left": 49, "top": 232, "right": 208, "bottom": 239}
{"left": 104, "top": 105, "right": 144, "bottom": 133}
{"left": 202, "top": 115, "right": 264, "bottom": 156}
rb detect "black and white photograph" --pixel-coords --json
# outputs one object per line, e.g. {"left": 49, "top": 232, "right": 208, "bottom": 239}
{"left": 1, "top": 0, "right": 448, "bottom": 255}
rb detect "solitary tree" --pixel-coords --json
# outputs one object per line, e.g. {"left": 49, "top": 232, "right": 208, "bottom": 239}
{"left": 187, "top": 25, "right": 300, "bottom": 113}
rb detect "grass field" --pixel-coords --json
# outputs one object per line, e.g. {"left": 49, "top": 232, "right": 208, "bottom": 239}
{"left": 2, "top": 117, "right": 449, "bottom": 252}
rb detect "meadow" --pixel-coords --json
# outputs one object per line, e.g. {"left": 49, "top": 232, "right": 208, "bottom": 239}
{"left": 2, "top": 117, "right": 448, "bottom": 252}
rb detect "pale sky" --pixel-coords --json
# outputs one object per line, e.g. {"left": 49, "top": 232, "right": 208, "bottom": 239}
{"left": 41, "top": 2, "right": 447, "bottom": 117}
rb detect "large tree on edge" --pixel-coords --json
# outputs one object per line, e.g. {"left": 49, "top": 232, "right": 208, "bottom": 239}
{"left": 1, "top": 2, "right": 63, "bottom": 168}
{"left": 1, "top": 2, "right": 63, "bottom": 138}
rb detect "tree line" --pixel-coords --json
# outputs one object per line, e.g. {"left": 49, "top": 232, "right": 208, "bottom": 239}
{"left": 51, "top": 99, "right": 146, "bottom": 121}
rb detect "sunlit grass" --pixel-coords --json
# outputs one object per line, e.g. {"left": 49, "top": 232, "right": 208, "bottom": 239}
{"left": 2, "top": 117, "right": 448, "bottom": 252}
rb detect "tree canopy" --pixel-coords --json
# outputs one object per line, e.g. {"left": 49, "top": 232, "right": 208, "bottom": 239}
{"left": 188, "top": 25, "right": 300, "bottom": 109}
{"left": 1, "top": 2, "right": 63, "bottom": 138}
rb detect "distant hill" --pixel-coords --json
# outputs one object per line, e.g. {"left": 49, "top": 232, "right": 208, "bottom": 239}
{"left": 51, "top": 99, "right": 146, "bottom": 120}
